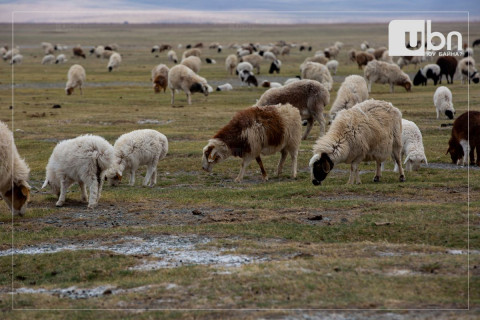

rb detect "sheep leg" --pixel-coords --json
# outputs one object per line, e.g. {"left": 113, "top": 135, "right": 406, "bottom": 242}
{"left": 87, "top": 179, "right": 99, "bottom": 209}
{"left": 56, "top": 177, "right": 69, "bottom": 207}
{"left": 436, "top": 109, "right": 439, "bottom": 119}
{"left": 79, "top": 181, "right": 87, "bottom": 202}
{"left": 129, "top": 168, "right": 136, "bottom": 186}
{"left": 373, "top": 161, "right": 382, "bottom": 182}
{"left": 151, "top": 167, "right": 157, "bottom": 186}
{"left": 302, "top": 118, "right": 314, "bottom": 140}
{"left": 393, "top": 150, "right": 405, "bottom": 182}
{"left": 367, "top": 80, "right": 372, "bottom": 93}
{"left": 235, "top": 158, "right": 252, "bottom": 183}
{"left": 79, "top": 85, "right": 83, "bottom": 95}
{"left": 389, "top": 83, "right": 394, "bottom": 93}
{"left": 143, "top": 165, "right": 155, "bottom": 187}
{"left": 460, "top": 140, "right": 470, "bottom": 166}
{"left": 187, "top": 92, "right": 192, "bottom": 105}
{"left": 313, "top": 112, "right": 326, "bottom": 137}
{"left": 277, "top": 149, "right": 288, "bottom": 177}
{"left": 347, "top": 164, "right": 359, "bottom": 184}
{"left": 170, "top": 89, "right": 175, "bottom": 104}
{"left": 256, "top": 156, "right": 268, "bottom": 181}
{"left": 290, "top": 149, "right": 298, "bottom": 179}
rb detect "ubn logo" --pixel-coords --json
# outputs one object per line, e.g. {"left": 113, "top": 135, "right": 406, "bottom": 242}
{"left": 388, "top": 20, "right": 462, "bottom": 56}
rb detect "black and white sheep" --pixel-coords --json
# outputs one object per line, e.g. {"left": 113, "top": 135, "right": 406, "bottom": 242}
{"left": 413, "top": 64, "right": 441, "bottom": 86}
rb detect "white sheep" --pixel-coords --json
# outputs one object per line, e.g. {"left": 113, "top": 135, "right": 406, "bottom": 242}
{"left": 364, "top": 60, "right": 412, "bottom": 93}
{"left": 107, "top": 52, "right": 122, "bottom": 72}
{"left": 42, "top": 42, "right": 54, "bottom": 54}
{"left": 167, "top": 50, "right": 178, "bottom": 63}
{"left": 65, "top": 64, "right": 86, "bottom": 95}
{"left": 182, "top": 48, "right": 201, "bottom": 60}
{"left": 181, "top": 55, "right": 201, "bottom": 73}
{"left": 394, "top": 119, "right": 427, "bottom": 172}
{"left": 202, "top": 104, "right": 302, "bottom": 182}
{"left": 237, "top": 49, "right": 251, "bottom": 57}
{"left": 329, "top": 75, "right": 369, "bottom": 121}
{"left": 263, "top": 51, "right": 276, "bottom": 61}
{"left": 168, "top": 64, "right": 209, "bottom": 105}
{"left": 216, "top": 83, "right": 233, "bottom": 91}
{"left": 151, "top": 64, "right": 169, "bottom": 93}
{"left": 284, "top": 77, "right": 301, "bottom": 86}
{"left": 326, "top": 60, "right": 339, "bottom": 75}
{"left": 309, "top": 99, "right": 405, "bottom": 185}
{"left": 225, "top": 54, "right": 238, "bottom": 75}
{"left": 106, "top": 129, "right": 168, "bottom": 187}
{"left": 3, "top": 48, "right": 19, "bottom": 61}
{"left": 236, "top": 61, "right": 253, "bottom": 74}
{"left": 41, "top": 54, "right": 55, "bottom": 65}
{"left": 10, "top": 54, "right": 23, "bottom": 65}
{"left": 240, "top": 53, "right": 263, "bottom": 74}
{"left": 458, "top": 57, "right": 479, "bottom": 84}
{"left": 93, "top": 45, "right": 105, "bottom": 58}
{"left": 41, "top": 135, "right": 114, "bottom": 209}
{"left": 433, "top": 86, "right": 455, "bottom": 119}
{"left": 379, "top": 50, "right": 394, "bottom": 64}
{"left": 55, "top": 54, "right": 67, "bottom": 64}
{"left": 0, "top": 121, "right": 30, "bottom": 216}
{"left": 300, "top": 61, "right": 333, "bottom": 91}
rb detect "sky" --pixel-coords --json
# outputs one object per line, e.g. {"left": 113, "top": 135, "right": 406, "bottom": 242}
{"left": 0, "top": 0, "right": 478, "bottom": 24}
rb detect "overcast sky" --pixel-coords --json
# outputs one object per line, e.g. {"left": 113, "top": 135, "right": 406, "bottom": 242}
{"left": 0, "top": 0, "right": 477, "bottom": 23}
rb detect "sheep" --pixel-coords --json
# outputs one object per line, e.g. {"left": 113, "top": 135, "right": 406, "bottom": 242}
{"left": 239, "top": 70, "right": 258, "bottom": 87}
{"left": 217, "top": 45, "right": 223, "bottom": 53}
{"left": 240, "top": 54, "right": 263, "bottom": 74}
{"left": 463, "top": 47, "right": 473, "bottom": 57}
{"left": 41, "top": 42, "right": 54, "bottom": 54}
{"left": 216, "top": 83, "right": 233, "bottom": 91}
{"left": 65, "top": 64, "right": 86, "bottom": 95}
{"left": 284, "top": 77, "right": 301, "bottom": 86}
{"left": 41, "top": 135, "right": 114, "bottom": 209}
{"left": 299, "top": 42, "right": 310, "bottom": 51}
{"left": 10, "top": 54, "right": 23, "bottom": 65}
{"left": 73, "top": 46, "right": 86, "bottom": 59}
{"left": 324, "top": 46, "right": 339, "bottom": 59}
{"left": 225, "top": 54, "right": 238, "bottom": 75}
{"left": 360, "top": 41, "right": 370, "bottom": 50}
{"left": 0, "top": 46, "right": 7, "bottom": 57}
{"left": 458, "top": 57, "right": 479, "bottom": 84}
{"left": 436, "top": 56, "right": 458, "bottom": 84}
{"left": 151, "top": 45, "right": 159, "bottom": 53}
{"left": 348, "top": 49, "right": 356, "bottom": 62}
{"left": 261, "top": 80, "right": 282, "bottom": 88}
{"left": 41, "top": 54, "right": 55, "bottom": 65}
{"left": 263, "top": 51, "right": 276, "bottom": 61}
{"left": 364, "top": 60, "right": 412, "bottom": 93}
{"left": 168, "top": 64, "right": 209, "bottom": 105}
{"left": 304, "top": 55, "right": 329, "bottom": 65}
{"left": 373, "top": 47, "right": 387, "bottom": 59}
{"left": 102, "top": 49, "right": 114, "bottom": 59}
{"left": 309, "top": 99, "right": 405, "bottom": 185}
{"left": 446, "top": 111, "right": 480, "bottom": 166}
{"left": 394, "top": 119, "right": 428, "bottom": 172}
{"left": 354, "top": 51, "right": 374, "bottom": 69}
{"left": 93, "top": 45, "right": 105, "bottom": 58}
{"left": 281, "top": 46, "right": 290, "bottom": 56}
{"left": 151, "top": 64, "right": 169, "bottom": 93}
{"left": 334, "top": 41, "right": 343, "bottom": 49}
{"left": 300, "top": 61, "right": 333, "bottom": 91}
{"left": 167, "top": 50, "right": 178, "bottom": 64}
{"left": 181, "top": 55, "right": 201, "bottom": 73}
{"left": 397, "top": 56, "right": 423, "bottom": 69}
{"left": 202, "top": 104, "right": 302, "bottom": 182}
{"left": 433, "top": 86, "right": 455, "bottom": 120}
{"left": 105, "top": 130, "right": 168, "bottom": 187}
{"left": 326, "top": 60, "right": 339, "bottom": 75}
{"left": 236, "top": 61, "right": 253, "bottom": 74}
{"left": 237, "top": 49, "right": 251, "bottom": 57}
{"left": 205, "top": 58, "right": 216, "bottom": 64}
{"left": 3, "top": 48, "right": 19, "bottom": 61}
{"left": 107, "top": 52, "right": 122, "bottom": 72}
{"left": 193, "top": 42, "right": 203, "bottom": 49}
{"left": 0, "top": 121, "right": 30, "bottom": 216}
{"left": 208, "top": 42, "right": 220, "bottom": 49}
{"left": 55, "top": 54, "right": 67, "bottom": 64}
{"left": 379, "top": 50, "right": 394, "bottom": 64}
{"left": 269, "top": 59, "right": 281, "bottom": 74}
{"left": 158, "top": 44, "right": 171, "bottom": 52}
{"left": 329, "top": 75, "right": 369, "bottom": 121}
{"left": 366, "top": 48, "right": 375, "bottom": 55}
{"left": 413, "top": 64, "right": 441, "bottom": 86}
{"left": 107, "top": 43, "right": 119, "bottom": 51}
{"left": 257, "top": 79, "right": 330, "bottom": 140}
{"left": 182, "top": 48, "right": 201, "bottom": 60}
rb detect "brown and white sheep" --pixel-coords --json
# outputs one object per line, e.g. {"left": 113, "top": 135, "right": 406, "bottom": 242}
{"left": 73, "top": 46, "right": 86, "bottom": 59}
{"left": 151, "top": 64, "right": 169, "bottom": 93}
{"left": 447, "top": 111, "right": 480, "bottom": 166}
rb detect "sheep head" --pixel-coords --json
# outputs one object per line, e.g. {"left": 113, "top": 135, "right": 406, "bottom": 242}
{"left": 105, "top": 168, "right": 123, "bottom": 186}
{"left": 190, "top": 82, "right": 209, "bottom": 96}
{"left": 446, "top": 138, "right": 464, "bottom": 164}
{"left": 404, "top": 152, "right": 427, "bottom": 171}
{"left": 65, "top": 87, "right": 74, "bottom": 95}
{"left": 445, "top": 109, "right": 455, "bottom": 120}
{"left": 202, "top": 139, "right": 230, "bottom": 173}
{"left": 2, "top": 180, "right": 30, "bottom": 216}
{"left": 309, "top": 153, "right": 334, "bottom": 186}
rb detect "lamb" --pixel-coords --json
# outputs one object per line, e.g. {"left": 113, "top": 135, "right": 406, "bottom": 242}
{"left": 329, "top": 75, "right": 369, "bottom": 121}
{"left": 263, "top": 51, "right": 276, "bottom": 61}
{"left": 257, "top": 79, "right": 330, "bottom": 140}
{"left": 413, "top": 64, "right": 441, "bottom": 86}
{"left": 106, "top": 130, "right": 168, "bottom": 187}
{"left": 0, "top": 121, "right": 30, "bottom": 216}
{"left": 436, "top": 56, "right": 458, "bottom": 84}
{"left": 269, "top": 59, "right": 281, "bottom": 74}
{"left": 240, "top": 54, "right": 263, "bottom": 74}
{"left": 202, "top": 104, "right": 302, "bottom": 182}
{"left": 354, "top": 51, "right": 374, "bottom": 69}
{"left": 168, "top": 64, "right": 209, "bottom": 105}
{"left": 364, "top": 60, "right": 412, "bottom": 93}
{"left": 394, "top": 119, "right": 427, "bottom": 172}
{"left": 309, "top": 99, "right": 405, "bottom": 185}
{"left": 41, "top": 54, "right": 55, "bottom": 65}
{"left": 55, "top": 54, "right": 67, "bottom": 64}
{"left": 167, "top": 50, "right": 178, "bottom": 64}
{"left": 261, "top": 80, "right": 282, "bottom": 88}
{"left": 182, "top": 48, "right": 201, "bottom": 60}
{"left": 433, "top": 86, "right": 455, "bottom": 120}
{"left": 446, "top": 111, "right": 480, "bottom": 166}
{"left": 181, "top": 55, "right": 202, "bottom": 73}
{"left": 73, "top": 46, "right": 86, "bottom": 59}
{"left": 216, "top": 83, "right": 233, "bottom": 91}
{"left": 225, "top": 54, "right": 238, "bottom": 75}
{"left": 65, "top": 64, "right": 86, "bottom": 95}
{"left": 326, "top": 60, "right": 339, "bottom": 75}
{"left": 10, "top": 54, "right": 23, "bottom": 65}
{"left": 458, "top": 57, "right": 479, "bottom": 84}
{"left": 151, "top": 64, "right": 169, "bottom": 93}
{"left": 300, "top": 61, "right": 333, "bottom": 91}
{"left": 42, "top": 135, "right": 114, "bottom": 209}
{"left": 107, "top": 52, "right": 122, "bottom": 72}
{"left": 239, "top": 70, "right": 258, "bottom": 87}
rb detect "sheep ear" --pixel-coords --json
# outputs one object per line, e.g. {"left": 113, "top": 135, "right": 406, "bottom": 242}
{"left": 20, "top": 182, "right": 30, "bottom": 197}
{"left": 208, "top": 148, "right": 217, "bottom": 163}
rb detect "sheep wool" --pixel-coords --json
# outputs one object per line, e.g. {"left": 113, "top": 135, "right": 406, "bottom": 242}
{"left": 329, "top": 75, "right": 368, "bottom": 121}
{"left": 364, "top": 60, "right": 412, "bottom": 93}
{"left": 41, "top": 54, "right": 55, "bottom": 65}
{"left": 168, "top": 64, "right": 209, "bottom": 105}
{"left": 394, "top": 119, "right": 427, "bottom": 172}
{"left": 107, "top": 52, "right": 122, "bottom": 72}
{"left": 151, "top": 64, "right": 169, "bottom": 93}
{"left": 181, "top": 55, "right": 201, "bottom": 73}
{"left": 225, "top": 54, "right": 238, "bottom": 75}
{"left": 300, "top": 61, "right": 333, "bottom": 91}
{"left": 65, "top": 64, "right": 86, "bottom": 95}
{"left": 433, "top": 86, "right": 455, "bottom": 119}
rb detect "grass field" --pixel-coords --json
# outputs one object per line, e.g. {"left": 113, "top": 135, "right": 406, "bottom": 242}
{"left": 0, "top": 21, "right": 479, "bottom": 319}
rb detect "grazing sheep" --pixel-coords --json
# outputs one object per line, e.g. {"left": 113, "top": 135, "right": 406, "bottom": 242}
{"left": 168, "top": 64, "right": 209, "bottom": 105}
{"left": 107, "top": 43, "right": 119, "bottom": 51}
{"left": 304, "top": 55, "right": 329, "bottom": 65}
{"left": 269, "top": 59, "right": 281, "bottom": 74}
{"left": 158, "top": 44, "right": 171, "bottom": 52}
{"left": 433, "top": 86, "right": 455, "bottom": 120}
{"left": 354, "top": 51, "right": 374, "bottom": 69}
{"left": 10, "top": 54, "right": 23, "bottom": 65}
{"left": 151, "top": 64, "right": 169, "bottom": 93}
{"left": 209, "top": 42, "right": 220, "bottom": 49}
{"left": 41, "top": 42, "right": 54, "bottom": 54}
{"left": 107, "top": 52, "right": 122, "bottom": 72}
{"left": 300, "top": 61, "right": 333, "bottom": 91}
{"left": 436, "top": 56, "right": 458, "bottom": 84}
{"left": 92, "top": 45, "right": 105, "bottom": 58}
{"left": 0, "top": 121, "right": 30, "bottom": 216}
{"left": 65, "top": 64, "right": 86, "bottom": 95}
{"left": 329, "top": 75, "right": 369, "bottom": 121}
{"left": 41, "top": 54, "right": 55, "bottom": 65}
{"left": 3, "top": 48, "right": 19, "bottom": 61}
{"left": 236, "top": 61, "right": 253, "bottom": 74}
{"left": 309, "top": 99, "right": 405, "bottom": 185}
{"left": 348, "top": 49, "right": 356, "bottom": 62}
{"left": 42, "top": 135, "right": 114, "bottom": 209}
{"left": 240, "top": 54, "right": 263, "bottom": 74}
{"left": 181, "top": 55, "right": 202, "bottom": 73}
{"left": 324, "top": 45, "right": 339, "bottom": 59}
{"left": 102, "top": 49, "right": 113, "bottom": 59}
{"left": 167, "top": 50, "right": 178, "bottom": 64}
{"left": 394, "top": 119, "right": 427, "bottom": 172}
{"left": 205, "top": 58, "right": 216, "bottom": 64}
{"left": 263, "top": 51, "right": 276, "bottom": 61}
{"left": 217, "top": 45, "right": 223, "bottom": 53}
{"left": 284, "top": 77, "right": 301, "bottom": 86}
{"left": 326, "top": 60, "right": 339, "bottom": 75}
{"left": 397, "top": 56, "right": 423, "bottom": 69}
{"left": 364, "top": 60, "right": 412, "bottom": 93}
{"left": 379, "top": 50, "right": 394, "bottom": 64}
{"left": 413, "top": 64, "right": 441, "bottom": 86}
{"left": 447, "top": 111, "right": 480, "bottom": 166}
{"left": 261, "top": 80, "right": 282, "bottom": 88}
{"left": 106, "top": 130, "right": 168, "bottom": 187}
{"left": 373, "top": 47, "right": 387, "bottom": 59}
{"left": 257, "top": 79, "right": 330, "bottom": 139}
{"left": 55, "top": 54, "right": 67, "bottom": 64}
{"left": 182, "top": 48, "right": 201, "bottom": 60}
{"left": 360, "top": 41, "right": 370, "bottom": 50}
{"left": 239, "top": 70, "right": 258, "bottom": 87}
{"left": 73, "top": 46, "right": 86, "bottom": 59}
{"left": 281, "top": 46, "right": 290, "bottom": 56}
{"left": 151, "top": 45, "right": 159, "bottom": 53}
{"left": 237, "top": 49, "right": 251, "bottom": 57}
{"left": 216, "top": 83, "right": 233, "bottom": 91}
{"left": 202, "top": 104, "right": 302, "bottom": 182}
{"left": 458, "top": 57, "right": 479, "bottom": 84}
{"left": 225, "top": 54, "right": 238, "bottom": 75}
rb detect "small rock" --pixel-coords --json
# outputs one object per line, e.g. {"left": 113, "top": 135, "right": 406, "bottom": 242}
{"left": 192, "top": 209, "right": 203, "bottom": 216}
{"left": 103, "top": 289, "right": 112, "bottom": 295}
